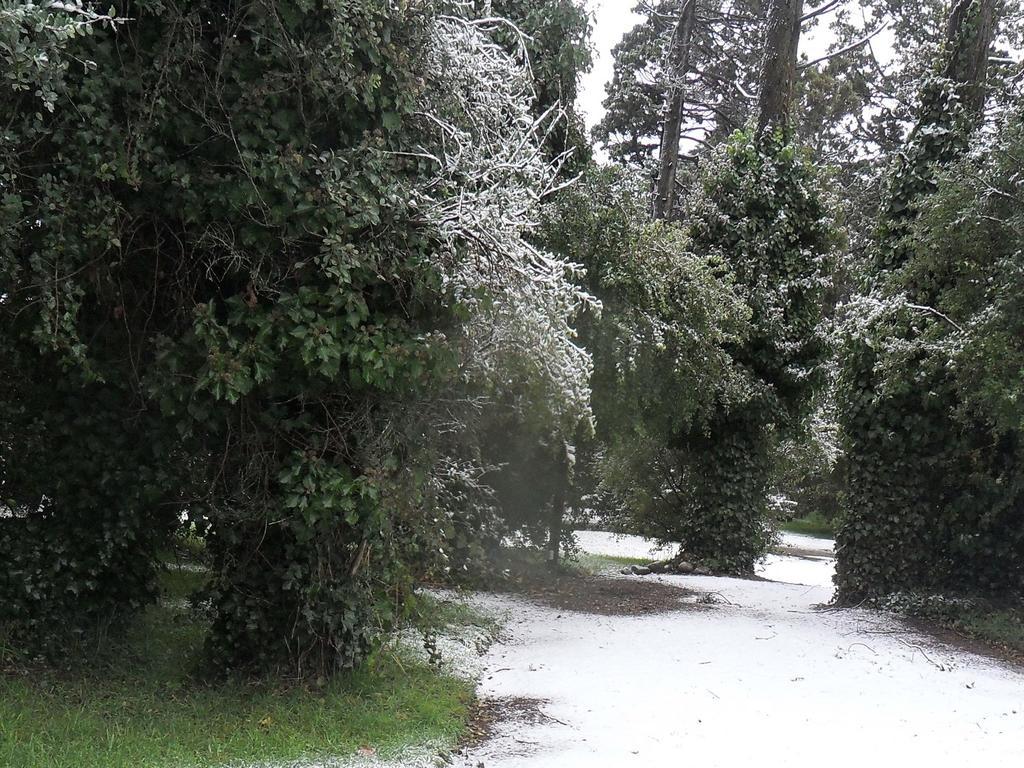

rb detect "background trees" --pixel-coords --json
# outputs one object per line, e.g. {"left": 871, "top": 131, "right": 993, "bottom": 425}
{"left": 595, "top": 0, "right": 766, "bottom": 170}
{"left": 598, "top": 0, "right": 1024, "bottom": 595}
{"left": 567, "top": 0, "right": 834, "bottom": 570}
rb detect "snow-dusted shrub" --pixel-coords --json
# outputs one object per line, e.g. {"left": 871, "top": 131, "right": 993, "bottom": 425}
{"left": 413, "top": 13, "right": 594, "bottom": 428}
{"left": 403, "top": 12, "right": 595, "bottom": 567}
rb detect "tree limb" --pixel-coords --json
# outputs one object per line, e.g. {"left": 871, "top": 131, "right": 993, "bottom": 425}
{"left": 801, "top": 0, "right": 844, "bottom": 24}
{"left": 798, "top": 21, "right": 889, "bottom": 70}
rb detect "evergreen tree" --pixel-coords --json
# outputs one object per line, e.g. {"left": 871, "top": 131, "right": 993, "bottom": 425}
{"left": 594, "top": 0, "right": 766, "bottom": 168}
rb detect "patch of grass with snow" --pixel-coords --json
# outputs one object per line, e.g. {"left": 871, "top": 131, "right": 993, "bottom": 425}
{"left": 779, "top": 512, "right": 835, "bottom": 538}
{"left": 958, "top": 607, "right": 1024, "bottom": 654}
{"left": 414, "top": 593, "right": 500, "bottom": 637}
{"left": 0, "top": 569, "right": 476, "bottom": 768}
{"left": 570, "top": 552, "right": 651, "bottom": 576}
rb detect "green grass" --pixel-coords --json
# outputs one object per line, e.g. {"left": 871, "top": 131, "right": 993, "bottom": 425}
{"left": 779, "top": 512, "right": 836, "bottom": 538}
{"left": 960, "top": 607, "right": 1024, "bottom": 653}
{"left": 935, "top": 603, "right": 1024, "bottom": 658}
{"left": 414, "top": 593, "right": 500, "bottom": 638}
{"left": 571, "top": 552, "right": 649, "bottom": 575}
{"left": 0, "top": 569, "right": 475, "bottom": 768}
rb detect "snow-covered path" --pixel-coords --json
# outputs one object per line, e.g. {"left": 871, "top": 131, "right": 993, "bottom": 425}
{"left": 457, "top": 531, "right": 1024, "bottom": 768}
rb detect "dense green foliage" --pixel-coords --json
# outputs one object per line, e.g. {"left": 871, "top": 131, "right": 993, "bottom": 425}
{"left": 688, "top": 132, "right": 833, "bottom": 434}
{"left": 835, "top": 0, "right": 1023, "bottom": 600}
{"left": 1, "top": 0, "right": 450, "bottom": 673}
{"left": 1, "top": 0, "right": 187, "bottom": 653}
{"left": 541, "top": 167, "right": 754, "bottom": 563}
{"left": 0, "top": 0, "right": 595, "bottom": 674}
{"left": 836, "top": 104, "right": 1024, "bottom": 598}
{"left": 671, "top": 130, "right": 834, "bottom": 569}
{"left": 493, "top": 0, "right": 591, "bottom": 162}
{"left": 545, "top": 128, "right": 833, "bottom": 571}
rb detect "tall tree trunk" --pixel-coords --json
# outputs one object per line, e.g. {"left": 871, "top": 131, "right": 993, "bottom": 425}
{"left": 755, "top": 0, "right": 804, "bottom": 139}
{"left": 654, "top": 0, "right": 697, "bottom": 220}
{"left": 546, "top": 483, "right": 565, "bottom": 568}
{"left": 546, "top": 441, "right": 570, "bottom": 569}
{"left": 944, "top": 0, "right": 996, "bottom": 117}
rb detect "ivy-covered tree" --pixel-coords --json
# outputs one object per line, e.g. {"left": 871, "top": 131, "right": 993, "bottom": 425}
{"left": 676, "top": 129, "right": 834, "bottom": 569}
{"left": 540, "top": 165, "right": 758, "bottom": 566}
{"left": 0, "top": 0, "right": 184, "bottom": 655}
{"left": 835, "top": 0, "right": 1008, "bottom": 601}
{"left": 906, "top": 109, "right": 1024, "bottom": 585}
{"left": 0, "top": 1, "right": 593, "bottom": 674}
{"left": 638, "top": 0, "right": 834, "bottom": 569}
{"left": 545, "top": 130, "right": 833, "bottom": 571}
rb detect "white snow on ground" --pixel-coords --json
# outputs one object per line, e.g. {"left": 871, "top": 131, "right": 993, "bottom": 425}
{"left": 454, "top": 531, "right": 1024, "bottom": 768}
{"left": 576, "top": 528, "right": 838, "bottom": 590}
{"left": 776, "top": 530, "right": 835, "bottom": 555}
{"left": 573, "top": 529, "right": 676, "bottom": 561}
{"left": 758, "top": 550, "right": 835, "bottom": 589}
{"left": 761, "top": 532, "right": 835, "bottom": 590}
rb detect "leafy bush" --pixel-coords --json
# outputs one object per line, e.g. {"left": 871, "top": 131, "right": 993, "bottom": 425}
{"left": 0, "top": 0, "right": 177, "bottom": 653}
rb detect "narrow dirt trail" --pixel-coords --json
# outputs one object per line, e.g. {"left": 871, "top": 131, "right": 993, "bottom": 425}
{"left": 455, "top": 532, "right": 1024, "bottom": 768}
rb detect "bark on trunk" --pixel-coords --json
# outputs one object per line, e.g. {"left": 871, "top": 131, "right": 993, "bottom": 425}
{"left": 944, "top": 0, "right": 996, "bottom": 116}
{"left": 547, "top": 484, "right": 565, "bottom": 568}
{"left": 547, "top": 442, "right": 569, "bottom": 568}
{"left": 755, "top": 0, "right": 804, "bottom": 139}
{"left": 654, "top": 0, "right": 697, "bottom": 220}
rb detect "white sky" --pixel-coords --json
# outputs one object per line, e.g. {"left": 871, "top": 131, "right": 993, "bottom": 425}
{"left": 578, "top": 0, "right": 644, "bottom": 130}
